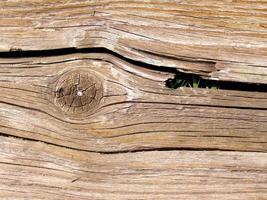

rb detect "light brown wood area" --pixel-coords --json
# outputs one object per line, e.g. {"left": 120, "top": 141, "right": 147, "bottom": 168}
{"left": 1, "top": 0, "right": 267, "bottom": 83}
{"left": 0, "top": 53, "right": 267, "bottom": 199}
{"left": 0, "top": 137, "right": 267, "bottom": 200}
{"left": 0, "top": 0, "right": 267, "bottom": 199}
{"left": 0, "top": 53, "right": 267, "bottom": 152}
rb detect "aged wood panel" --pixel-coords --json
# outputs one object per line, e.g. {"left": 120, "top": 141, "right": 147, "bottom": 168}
{"left": 0, "top": 1, "right": 267, "bottom": 199}
{"left": 0, "top": 0, "right": 267, "bottom": 83}
{"left": 0, "top": 136, "right": 266, "bottom": 200}
{"left": 0, "top": 53, "right": 266, "bottom": 153}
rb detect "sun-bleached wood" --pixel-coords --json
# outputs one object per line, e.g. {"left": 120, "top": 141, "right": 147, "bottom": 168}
{"left": 1, "top": 1, "right": 267, "bottom": 199}
{"left": 0, "top": 53, "right": 266, "bottom": 153}
{"left": 0, "top": 0, "right": 267, "bottom": 83}
{"left": 0, "top": 136, "right": 266, "bottom": 200}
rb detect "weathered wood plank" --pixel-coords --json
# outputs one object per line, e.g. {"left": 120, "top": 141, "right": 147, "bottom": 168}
{"left": 0, "top": 53, "right": 266, "bottom": 152}
{"left": 0, "top": 136, "right": 266, "bottom": 200}
{"left": 0, "top": 1, "right": 266, "bottom": 198}
{"left": 0, "top": 0, "right": 267, "bottom": 83}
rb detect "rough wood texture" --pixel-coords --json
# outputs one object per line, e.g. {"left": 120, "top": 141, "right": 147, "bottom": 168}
{"left": 1, "top": 0, "right": 267, "bottom": 83}
{"left": 0, "top": 53, "right": 267, "bottom": 153}
{"left": 1, "top": 1, "right": 267, "bottom": 199}
{"left": 0, "top": 136, "right": 266, "bottom": 200}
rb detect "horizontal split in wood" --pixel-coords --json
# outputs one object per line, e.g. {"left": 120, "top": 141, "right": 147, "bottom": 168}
{"left": 1, "top": 0, "right": 267, "bottom": 83}
{"left": 1, "top": 47, "right": 266, "bottom": 92}
{"left": 0, "top": 53, "right": 266, "bottom": 153}
{"left": 1, "top": 1, "right": 267, "bottom": 199}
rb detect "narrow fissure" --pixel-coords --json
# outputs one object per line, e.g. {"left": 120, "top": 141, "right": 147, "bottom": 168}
{"left": 0, "top": 47, "right": 266, "bottom": 93}
{"left": 0, "top": 133, "right": 263, "bottom": 154}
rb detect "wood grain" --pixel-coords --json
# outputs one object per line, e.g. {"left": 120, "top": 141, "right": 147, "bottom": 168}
{"left": 0, "top": 0, "right": 267, "bottom": 83}
{"left": 0, "top": 53, "right": 266, "bottom": 153}
{"left": 1, "top": 1, "right": 267, "bottom": 199}
{"left": 0, "top": 136, "right": 266, "bottom": 200}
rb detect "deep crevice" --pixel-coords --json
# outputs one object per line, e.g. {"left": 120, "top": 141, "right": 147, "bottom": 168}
{"left": 165, "top": 72, "right": 267, "bottom": 92}
{"left": 0, "top": 47, "right": 266, "bottom": 92}
{"left": 0, "top": 47, "right": 176, "bottom": 74}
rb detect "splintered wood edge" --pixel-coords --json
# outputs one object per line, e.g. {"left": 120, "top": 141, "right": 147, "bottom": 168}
{"left": 0, "top": 0, "right": 267, "bottom": 83}
{"left": 0, "top": 136, "right": 266, "bottom": 200}
{"left": 0, "top": 53, "right": 266, "bottom": 153}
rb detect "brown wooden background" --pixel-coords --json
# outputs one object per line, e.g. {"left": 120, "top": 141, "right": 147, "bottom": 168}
{"left": 0, "top": 0, "right": 267, "bottom": 199}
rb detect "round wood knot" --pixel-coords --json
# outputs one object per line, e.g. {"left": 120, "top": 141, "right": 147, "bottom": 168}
{"left": 53, "top": 69, "right": 103, "bottom": 116}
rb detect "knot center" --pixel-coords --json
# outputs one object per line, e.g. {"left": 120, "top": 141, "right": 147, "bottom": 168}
{"left": 52, "top": 69, "right": 103, "bottom": 116}
{"left": 76, "top": 90, "right": 83, "bottom": 97}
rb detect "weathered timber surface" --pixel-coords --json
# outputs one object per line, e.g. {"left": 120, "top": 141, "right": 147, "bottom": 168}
{"left": 0, "top": 136, "right": 266, "bottom": 200}
{"left": 0, "top": 53, "right": 266, "bottom": 152}
{"left": 0, "top": 0, "right": 267, "bottom": 83}
{"left": 1, "top": 1, "right": 267, "bottom": 199}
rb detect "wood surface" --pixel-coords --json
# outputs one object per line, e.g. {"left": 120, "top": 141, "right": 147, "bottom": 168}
{"left": 0, "top": 53, "right": 267, "bottom": 153}
{"left": 0, "top": 53, "right": 266, "bottom": 199}
{"left": 0, "top": 0, "right": 267, "bottom": 83}
{"left": 0, "top": 0, "right": 267, "bottom": 199}
{"left": 0, "top": 136, "right": 266, "bottom": 200}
